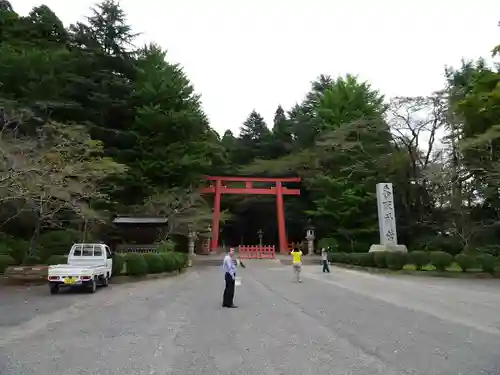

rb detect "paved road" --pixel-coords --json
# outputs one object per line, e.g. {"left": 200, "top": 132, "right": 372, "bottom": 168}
{"left": 1, "top": 266, "right": 500, "bottom": 374}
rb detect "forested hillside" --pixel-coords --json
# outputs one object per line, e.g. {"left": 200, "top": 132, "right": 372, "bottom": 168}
{"left": 1, "top": 0, "right": 500, "bottom": 264}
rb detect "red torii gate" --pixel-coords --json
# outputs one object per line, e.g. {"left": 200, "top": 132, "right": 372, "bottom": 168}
{"left": 199, "top": 176, "right": 301, "bottom": 253}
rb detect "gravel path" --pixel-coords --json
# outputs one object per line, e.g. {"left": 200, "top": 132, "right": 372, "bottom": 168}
{"left": 0, "top": 265, "right": 499, "bottom": 374}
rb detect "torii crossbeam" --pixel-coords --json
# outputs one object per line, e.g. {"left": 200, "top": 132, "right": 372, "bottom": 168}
{"left": 199, "top": 176, "right": 301, "bottom": 253}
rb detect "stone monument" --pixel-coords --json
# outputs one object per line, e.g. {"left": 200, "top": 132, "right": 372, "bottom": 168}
{"left": 369, "top": 183, "right": 408, "bottom": 253}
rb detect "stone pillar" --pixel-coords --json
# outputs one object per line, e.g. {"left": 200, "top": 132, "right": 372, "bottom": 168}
{"left": 306, "top": 228, "right": 315, "bottom": 256}
{"left": 369, "top": 183, "right": 407, "bottom": 253}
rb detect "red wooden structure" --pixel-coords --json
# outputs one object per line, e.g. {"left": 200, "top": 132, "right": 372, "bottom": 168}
{"left": 199, "top": 176, "right": 301, "bottom": 253}
{"left": 238, "top": 245, "right": 275, "bottom": 259}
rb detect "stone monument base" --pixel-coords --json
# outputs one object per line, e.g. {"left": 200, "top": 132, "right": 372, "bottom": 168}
{"left": 369, "top": 244, "right": 408, "bottom": 253}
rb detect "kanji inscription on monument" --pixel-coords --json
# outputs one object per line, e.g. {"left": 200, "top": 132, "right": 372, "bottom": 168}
{"left": 376, "top": 183, "right": 397, "bottom": 245}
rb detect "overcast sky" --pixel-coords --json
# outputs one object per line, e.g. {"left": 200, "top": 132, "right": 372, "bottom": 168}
{"left": 15, "top": 0, "right": 500, "bottom": 135}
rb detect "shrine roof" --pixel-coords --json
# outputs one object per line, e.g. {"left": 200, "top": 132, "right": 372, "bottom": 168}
{"left": 112, "top": 216, "right": 168, "bottom": 225}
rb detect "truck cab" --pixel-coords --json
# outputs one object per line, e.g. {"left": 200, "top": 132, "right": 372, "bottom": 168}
{"left": 47, "top": 243, "right": 113, "bottom": 294}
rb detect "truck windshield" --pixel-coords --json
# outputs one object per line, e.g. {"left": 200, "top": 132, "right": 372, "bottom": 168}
{"left": 73, "top": 244, "right": 100, "bottom": 256}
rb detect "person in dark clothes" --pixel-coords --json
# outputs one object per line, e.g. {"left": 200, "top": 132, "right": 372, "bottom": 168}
{"left": 222, "top": 248, "right": 237, "bottom": 308}
{"left": 321, "top": 248, "right": 330, "bottom": 273}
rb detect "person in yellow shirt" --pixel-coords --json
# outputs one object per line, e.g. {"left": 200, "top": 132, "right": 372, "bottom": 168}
{"left": 291, "top": 247, "right": 303, "bottom": 283}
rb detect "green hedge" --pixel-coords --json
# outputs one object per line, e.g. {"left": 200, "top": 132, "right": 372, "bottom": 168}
{"left": 112, "top": 254, "right": 125, "bottom": 276}
{"left": 124, "top": 253, "right": 148, "bottom": 276}
{"left": 430, "top": 251, "right": 453, "bottom": 271}
{"left": 327, "top": 248, "right": 500, "bottom": 275}
{"left": 0, "top": 238, "right": 29, "bottom": 264}
{"left": 0, "top": 254, "right": 16, "bottom": 273}
{"left": 386, "top": 252, "right": 407, "bottom": 270}
{"left": 408, "top": 251, "right": 429, "bottom": 270}
{"left": 122, "top": 252, "right": 188, "bottom": 276}
{"left": 374, "top": 252, "right": 387, "bottom": 268}
{"left": 143, "top": 253, "right": 164, "bottom": 274}
{"left": 477, "top": 254, "right": 497, "bottom": 274}
{"left": 454, "top": 253, "right": 476, "bottom": 272}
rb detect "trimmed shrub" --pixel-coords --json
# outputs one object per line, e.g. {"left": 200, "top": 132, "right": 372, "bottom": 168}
{"left": 408, "top": 251, "right": 430, "bottom": 270}
{"left": 358, "top": 253, "right": 375, "bottom": 267}
{"left": 426, "top": 235, "right": 463, "bottom": 256}
{"left": 47, "top": 255, "right": 68, "bottom": 265}
{"left": 159, "top": 253, "right": 176, "bottom": 272}
{"left": 429, "top": 251, "right": 453, "bottom": 271}
{"left": 0, "top": 238, "right": 29, "bottom": 264}
{"left": 0, "top": 254, "right": 16, "bottom": 273}
{"left": 373, "top": 252, "right": 388, "bottom": 268}
{"left": 172, "top": 252, "right": 188, "bottom": 269}
{"left": 342, "top": 253, "right": 353, "bottom": 264}
{"left": 454, "top": 253, "right": 476, "bottom": 272}
{"left": 386, "top": 252, "right": 408, "bottom": 270}
{"left": 143, "top": 253, "right": 164, "bottom": 274}
{"left": 350, "top": 253, "right": 364, "bottom": 266}
{"left": 23, "top": 256, "right": 42, "bottom": 265}
{"left": 112, "top": 254, "right": 125, "bottom": 276}
{"left": 477, "top": 253, "right": 497, "bottom": 274}
{"left": 124, "top": 253, "right": 148, "bottom": 276}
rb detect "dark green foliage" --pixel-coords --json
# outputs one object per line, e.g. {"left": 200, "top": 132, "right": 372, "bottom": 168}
{"left": 477, "top": 254, "right": 497, "bottom": 274}
{"left": 38, "top": 230, "right": 81, "bottom": 261}
{"left": 386, "top": 252, "right": 408, "bottom": 270}
{"left": 454, "top": 253, "right": 476, "bottom": 272}
{"left": 111, "top": 254, "right": 125, "bottom": 276}
{"left": 47, "top": 255, "right": 67, "bottom": 265}
{"left": 409, "top": 251, "right": 430, "bottom": 270}
{"left": 143, "top": 253, "right": 164, "bottom": 274}
{"left": 157, "top": 240, "right": 176, "bottom": 253}
{"left": 425, "top": 236, "right": 463, "bottom": 256}
{"left": 318, "top": 237, "right": 339, "bottom": 252}
{"left": 0, "top": 254, "right": 16, "bottom": 273}
{"left": 23, "top": 256, "right": 42, "bottom": 265}
{"left": 373, "top": 252, "right": 388, "bottom": 268}
{"left": 124, "top": 253, "right": 148, "bottom": 276}
{"left": 429, "top": 251, "right": 453, "bottom": 271}
{"left": 0, "top": 238, "right": 28, "bottom": 264}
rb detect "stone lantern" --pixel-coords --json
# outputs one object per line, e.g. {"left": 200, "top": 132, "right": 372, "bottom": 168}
{"left": 257, "top": 228, "right": 264, "bottom": 246}
{"left": 305, "top": 220, "right": 315, "bottom": 256}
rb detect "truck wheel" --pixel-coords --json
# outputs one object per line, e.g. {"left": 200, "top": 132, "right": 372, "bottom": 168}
{"left": 89, "top": 279, "right": 97, "bottom": 293}
{"left": 102, "top": 275, "right": 109, "bottom": 287}
{"left": 49, "top": 283, "right": 59, "bottom": 295}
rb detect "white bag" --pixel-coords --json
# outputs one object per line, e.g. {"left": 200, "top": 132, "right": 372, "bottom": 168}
{"left": 235, "top": 277, "right": 242, "bottom": 286}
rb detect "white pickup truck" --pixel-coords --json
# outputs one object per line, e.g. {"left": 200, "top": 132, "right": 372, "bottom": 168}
{"left": 47, "top": 243, "right": 113, "bottom": 294}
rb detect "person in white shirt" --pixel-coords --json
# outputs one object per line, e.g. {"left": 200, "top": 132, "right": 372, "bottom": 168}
{"left": 222, "top": 248, "right": 237, "bottom": 308}
{"left": 321, "top": 248, "right": 330, "bottom": 273}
